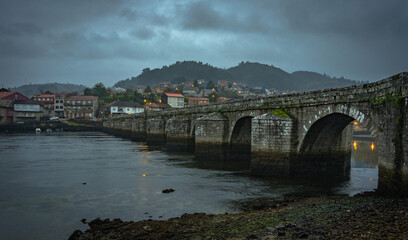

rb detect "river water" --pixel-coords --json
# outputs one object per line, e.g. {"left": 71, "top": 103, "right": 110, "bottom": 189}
{"left": 0, "top": 132, "right": 378, "bottom": 240}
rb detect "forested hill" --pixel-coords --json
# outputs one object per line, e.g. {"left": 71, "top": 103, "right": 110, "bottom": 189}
{"left": 11, "top": 83, "right": 86, "bottom": 97}
{"left": 114, "top": 61, "right": 362, "bottom": 91}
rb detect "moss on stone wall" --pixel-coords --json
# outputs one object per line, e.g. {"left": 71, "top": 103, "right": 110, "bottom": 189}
{"left": 272, "top": 108, "right": 290, "bottom": 118}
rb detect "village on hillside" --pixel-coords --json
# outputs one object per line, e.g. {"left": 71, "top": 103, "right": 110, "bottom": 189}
{"left": 0, "top": 79, "right": 294, "bottom": 125}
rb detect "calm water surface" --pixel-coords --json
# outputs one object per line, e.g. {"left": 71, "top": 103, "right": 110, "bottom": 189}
{"left": 0, "top": 132, "right": 377, "bottom": 240}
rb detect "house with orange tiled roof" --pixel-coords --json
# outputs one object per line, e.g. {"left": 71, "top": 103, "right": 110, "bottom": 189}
{"left": 161, "top": 93, "right": 184, "bottom": 108}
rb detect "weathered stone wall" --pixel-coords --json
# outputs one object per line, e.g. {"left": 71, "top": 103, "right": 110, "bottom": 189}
{"left": 131, "top": 117, "right": 146, "bottom": 141}
{"left": 146, "top": 117, "right": 166, "bottom": 145}
{"left": 165, "top": 116, "right": 193, "bottom": 152}
{"left": 194, "top": 113, "right": 228, "bottom": 161}
{"left": 251, "top": 113, "right": 293, "bottom": 177}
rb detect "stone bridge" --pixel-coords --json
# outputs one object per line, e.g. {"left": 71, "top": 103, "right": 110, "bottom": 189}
{"left": 103, "top": 73, "right": 408, "bottom": 194}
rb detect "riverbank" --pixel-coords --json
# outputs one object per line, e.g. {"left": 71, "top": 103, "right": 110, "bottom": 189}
{"left": 69, "top": 192, "right": 408, "bottom": 240}
{"left": 0, "top": 119, "right": 102, "bottom": 133}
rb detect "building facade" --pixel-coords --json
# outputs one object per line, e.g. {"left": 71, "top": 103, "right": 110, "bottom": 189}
{"left": 32, "top": 94, "right": 55, "bottom": 117}
{"left": 13, "top": 100, "right": 44, "bottom": 122}
{"left": 187, "top": 97, "right": 209, "bottom": 107}
{"left": 110, "top": 101, "right": 144, "bottom": 115}
{"left": 0, "top": 91, "right": 30, "bottom": 125}
{"left": 54, "top": 93, "right": 66, "bottom": 117}
{"left": 65, "top": 95, "right": 98, "bottom": 119}
{"left": 161, "top": 93, "right": 184, "bottom": 108}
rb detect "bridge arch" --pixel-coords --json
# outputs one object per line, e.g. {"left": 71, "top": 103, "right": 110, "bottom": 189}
{"left": 298, "top": 105, "right": 379, "bottom": 152}
{"left": 300, "top": 113, "right": 355, "bottom": 155}
{"left": 229, "top": 116, "right": 253, "bottom": 162}
{"left": 297, "top": 110, "right": 379, "bottom": 179}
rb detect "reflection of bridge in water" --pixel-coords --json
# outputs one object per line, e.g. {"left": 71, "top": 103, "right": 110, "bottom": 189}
{"left": 103, "top": 73, "right": 408, "bottom": 195}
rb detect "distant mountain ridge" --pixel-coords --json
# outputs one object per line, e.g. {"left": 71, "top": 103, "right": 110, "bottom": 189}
{"left": 114, "top": 61, "right": 362, "bottom": 91}
{"left": 11, "top": 83, "right": 86, "bottom": 98}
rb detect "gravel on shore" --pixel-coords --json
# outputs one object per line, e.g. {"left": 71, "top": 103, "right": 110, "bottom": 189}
{"left": 69, "top": 193, "right": 408, "bottom": 240}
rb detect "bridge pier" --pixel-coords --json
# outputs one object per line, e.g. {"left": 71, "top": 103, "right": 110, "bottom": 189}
{"left": 251, "top": 113, "right": 293, "bottom": 177}
{"left": 131, "top": 118, "right": 146, "bottom": 141}
{"left": 165, "top": 116, "right": 194, "bottom": 152}
{"left": 195, "top": 113, "right": 228, "bottom": 161}
{"left": 146, "top": 117, "right": 166, "bottom": 146}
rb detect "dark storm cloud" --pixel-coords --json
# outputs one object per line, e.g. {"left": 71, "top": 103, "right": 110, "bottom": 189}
{"left": 0, "top": 0, "right": 406, "bottom": 87}
{"left": 178, "top": 1, "right": 269, "bottom": 33}
{"left": 0, "top": 22, "right": 43, "bottom": 37}
{"left": 276, "top": 0, "right": 408, "bottom": 38}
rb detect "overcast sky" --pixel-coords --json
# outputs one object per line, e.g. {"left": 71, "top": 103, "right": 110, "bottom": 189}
{"left": 0, "top": 0, "right": 407, "bottom": 88}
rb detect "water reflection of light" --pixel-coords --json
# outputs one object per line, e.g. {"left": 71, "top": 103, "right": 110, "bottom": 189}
{"left": 353, "top": 141, "right": 357, "bottom": 150}
{"left": 371, "top": 142, "right": 375, "bottom": 151}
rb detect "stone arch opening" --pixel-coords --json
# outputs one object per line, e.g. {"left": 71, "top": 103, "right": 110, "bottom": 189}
{"left": 300, "top": 113, "right": 355, "bottom": 155}
{"left": 298, "top": 113, "right": 356, "bottom": 179}
{"left": 229, "top": 116, "right": 253, "bottom": 163}
{"left": 295, "top": 112, "right": 380, "bottom": 192}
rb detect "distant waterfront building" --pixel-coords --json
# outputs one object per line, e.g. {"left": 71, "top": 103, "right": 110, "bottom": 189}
{"left": 64, "top": 95, "right": 98, "bottom": 119}
{"left": 161, "top": 93, "right": 184, "bottom": 108}
{"left": 188, "top": 97, "right": 209, "bottom": 107}
{"left": 32, "top": 94, "right": 55, "bottom": 117}
{"left": 110, "top": 101, "right": 144, "bottom": 115}
{"left": 13, "top": 99, "right": 44, "bottom": 122}
{"left": 0, "top": 91, "right": 30, "bottom": 125}
{"left": 53, "top": 92, "right": 67, "bottom": 118}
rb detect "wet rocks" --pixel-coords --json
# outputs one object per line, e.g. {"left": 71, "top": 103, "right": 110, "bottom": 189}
{"left": 68, "top": 230, "right": 83, "bottom": 240}
{"left": 246, "top": 233, "right": 261, "bottom": 239}
{"left": 162, "top": 188, "right": 175, "bottom": 193}
{"left": 68, "top": 195, "right": 408, "bottom": 240}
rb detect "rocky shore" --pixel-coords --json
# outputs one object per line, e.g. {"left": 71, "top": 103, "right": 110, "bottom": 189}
{"left": 69, "top": 193, "right": 408, "bottom": 240}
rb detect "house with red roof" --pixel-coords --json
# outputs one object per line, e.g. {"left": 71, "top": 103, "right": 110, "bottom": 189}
{"left": 187, "top": 97, "right": 209, "bottom": 107}
{"left": 161, "top": 93, "right": 184, "bottom": 108}
{"left": 0, "top": 91, "right": 30, "bottom": 124}
{"left": 32, "top": 94, "right": 55, "bottom": 116}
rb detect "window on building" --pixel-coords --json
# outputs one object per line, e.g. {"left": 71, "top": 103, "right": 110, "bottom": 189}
{"left": 88, "top": 100, "right": 91, "bottom": 103}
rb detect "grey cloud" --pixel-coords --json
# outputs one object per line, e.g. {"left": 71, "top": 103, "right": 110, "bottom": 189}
{"left": 0, "top": 22, "right": 43, "bottom": 37}
{"left": 275, "top": 0, "right": 408, "bottom": 38}
{"left": 130, "top": 28, "right": 156, "bottom": 40}
{"left": 178, "top": 1, "right": 269, "bottom": 33}
{"left": 120, "top": 8, "right": 170, "bottom": 26}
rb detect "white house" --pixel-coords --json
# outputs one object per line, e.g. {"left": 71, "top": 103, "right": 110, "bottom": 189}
{"left": 110, "top": 101, "right": 144, "bottom": 115}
